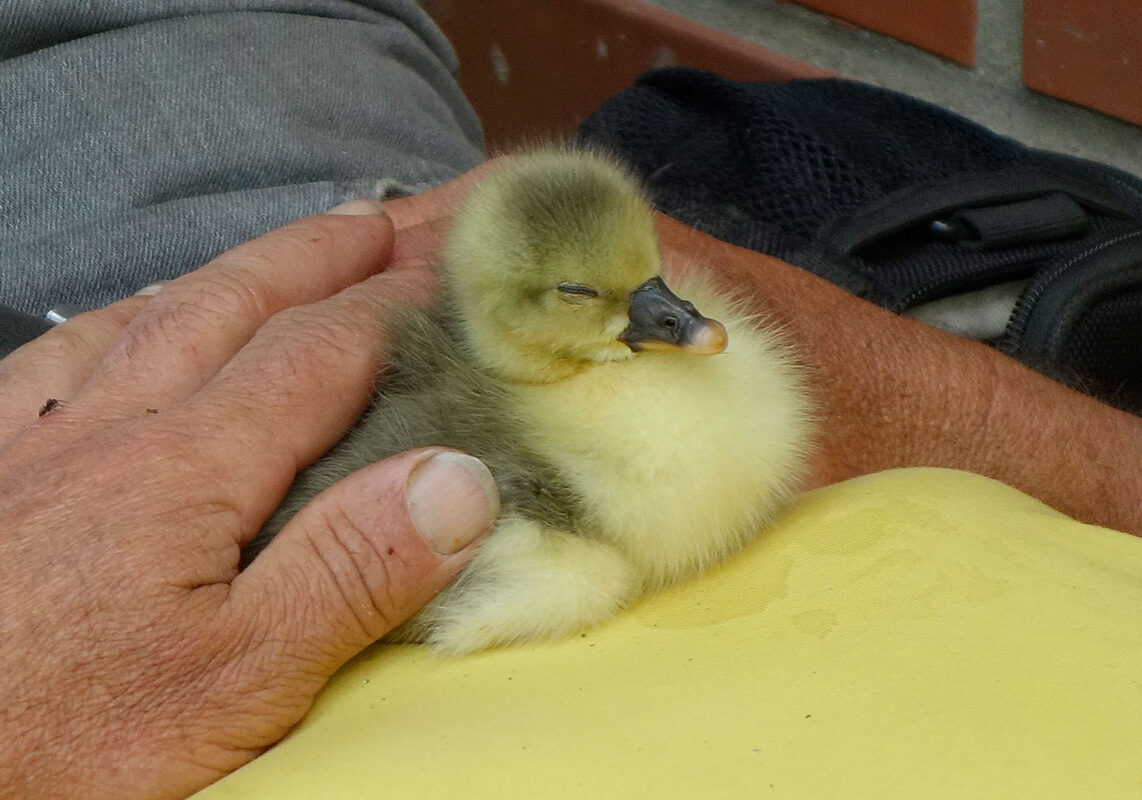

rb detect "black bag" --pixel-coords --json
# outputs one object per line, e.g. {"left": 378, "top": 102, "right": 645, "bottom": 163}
{"left": 579, "top": 68, "right": 1142, "bottom": 414}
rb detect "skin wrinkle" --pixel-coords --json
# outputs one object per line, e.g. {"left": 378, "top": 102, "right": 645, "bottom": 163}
{"left": 34, "top": 634, "right": 171, "bottom": 780}
{"left": 209, "top": 216, "right": 389, "bottom": 307}
{"left": 258, "top": 310, "right": 373, "bottom": 390}
{"left": 202, "top": 343, "right": 375, "bottom": 488}
{"left": 153, "top": 629, "right": 256, "bottom": 729}
{"left": 32, "top": 318, "right": 114, "bottom": 369}
{"left": 82, "top": 215, "right": 396, "bottom": 417}
{"left": 205, "top": 612, "right": 319, "bottom": 718}
{"left": 203, "top": 269, "right": 430, "bottom": 409}
{"left": 303, "top": 511, "right": 385, "bottom": 647}
{"left": 187, "top": 315, "right": 371, "bottom": 486}
{"left": 115, "top": 301, "right": 217, "bottom": 367}
{"left": 160, "top": 535, "right": 242, "bottom": 590}
{"left": 318, "top": 500, "right": 406, "bottom": 643}
{"left": 111, "top": 430, "right": 244, "bottom": 528}
{"left": 173, "top": 265, "right": 279, "bottom": 332}
{"left": 60, "top": 555, "right": 281, "bottom": 789}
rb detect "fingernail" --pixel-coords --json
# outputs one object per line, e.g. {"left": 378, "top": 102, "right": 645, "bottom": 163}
{"left": 405, "top": 452, "right": 500, "bottom": 555}
{"left": 326, "top": 198, "right": 385, "bottom": 216}
{"left": 134, "top": 281, "right": 168, "bottom": 297}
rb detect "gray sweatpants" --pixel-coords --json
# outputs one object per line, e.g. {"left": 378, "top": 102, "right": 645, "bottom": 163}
{"left": 0, "top": 0, "right": 484, "bottom": 353}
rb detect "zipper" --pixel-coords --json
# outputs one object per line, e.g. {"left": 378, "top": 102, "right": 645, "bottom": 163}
{"left": 893, "top": 243, "right": 1054, "bottom": 311}
{"left": 1002, "top": 229, "right": 1142, "bottom": 352}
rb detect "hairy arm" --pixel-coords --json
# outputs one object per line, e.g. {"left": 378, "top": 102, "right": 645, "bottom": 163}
{"left": 656, "top": 216, "right": 1142, "bottom": 535}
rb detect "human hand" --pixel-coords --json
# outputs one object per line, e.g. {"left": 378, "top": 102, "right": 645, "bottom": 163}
{"left": 0, "top": 201, "right": 499, "bottom": 799}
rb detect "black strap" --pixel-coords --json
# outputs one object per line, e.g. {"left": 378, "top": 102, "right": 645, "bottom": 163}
{"left": 930, "top": 193, "right": 1090, "bottom": 250}
{"left": 821, "top": 167, "right": 1139, "bottom": 255}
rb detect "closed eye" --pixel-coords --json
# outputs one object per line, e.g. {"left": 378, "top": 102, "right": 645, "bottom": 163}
{"left": 557, "top": 283, "right": 600, "bottom": 298}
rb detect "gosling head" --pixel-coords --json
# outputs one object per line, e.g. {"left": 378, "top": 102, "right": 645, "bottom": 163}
{"left": 443, "top": 148, "right": 727, "bottom": 383}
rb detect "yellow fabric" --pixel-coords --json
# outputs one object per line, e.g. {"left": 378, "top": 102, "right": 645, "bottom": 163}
{"left": 195, "top": 468, "right": 1142, "bottom": 799}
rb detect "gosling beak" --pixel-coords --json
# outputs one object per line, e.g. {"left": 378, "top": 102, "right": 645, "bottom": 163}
{"left": 620, "top": 277, "right": 728, "bottom": 354}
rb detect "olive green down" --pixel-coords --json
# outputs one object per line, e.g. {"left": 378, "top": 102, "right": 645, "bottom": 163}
{"left": 246, "top": 301, "right": 584, "bottom": 559}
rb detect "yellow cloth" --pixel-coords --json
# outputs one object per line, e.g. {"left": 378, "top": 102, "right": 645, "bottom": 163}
{"left": 195, "top": 468, "right": 1142, "bottom": 799}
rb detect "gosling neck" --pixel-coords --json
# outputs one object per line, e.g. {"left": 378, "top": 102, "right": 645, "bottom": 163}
{"left": 459, "top": 319, "right": 592, "bottom": 384}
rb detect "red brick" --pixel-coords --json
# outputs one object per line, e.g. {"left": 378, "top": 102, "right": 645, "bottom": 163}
{"left": 422, "top": 0, "right": 829, "bottom": 149}
{"left": 790, "top": 0, "right": 977, "bottom": 65}
{"left": 1024, "top": 0, "right": 1142, "bottom": 127}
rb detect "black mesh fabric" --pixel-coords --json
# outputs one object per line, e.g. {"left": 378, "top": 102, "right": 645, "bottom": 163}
{"left": 578, "top": 68, "right": 1142, "bottom": 413}
{"left": 580, "top": 70, "right": 1022, "bottom": 246}
{"left": 1060, "top": 291, "right": 1142, "bottom": 414}
{"left": 581, "top": 71, "right": 1021, "bottom": 265}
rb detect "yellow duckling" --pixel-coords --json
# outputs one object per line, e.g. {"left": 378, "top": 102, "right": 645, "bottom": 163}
{"left": 250, "top": 147, "right": 812, "bottom": 654}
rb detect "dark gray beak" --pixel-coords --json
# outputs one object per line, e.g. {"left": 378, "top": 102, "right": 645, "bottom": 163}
{"left": 619, "top": 277, "right": 728, "bottom": 354}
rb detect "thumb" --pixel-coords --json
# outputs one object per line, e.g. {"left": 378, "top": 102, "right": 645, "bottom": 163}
{"left": 229, "top": 448, "right": 499, "bottom": 675}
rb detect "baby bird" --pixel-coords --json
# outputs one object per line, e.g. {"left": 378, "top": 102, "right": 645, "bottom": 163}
{"left": 248, "top": 147, "right": 812, "bottom": 654}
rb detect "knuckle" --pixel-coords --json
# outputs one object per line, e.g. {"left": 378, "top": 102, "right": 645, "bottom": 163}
{"left": 100, "top": 272, "right": 272, "bottom": 377}
{"left": 131, "top": 270, "right": 269, "bottom": 346}
{"left": 185, "top": 266, "right": 276, "bottom": 322}
{"left": 110, "top": 249, "right": 299, "bottom": 365}
{"left": 97, "top": 305, "right": 214, "bottom": 380}
{"left": 40, "top": 312, "right": 122, "bottom": 364}
{"left": 124, "top": 303, "right": 207, "bottom": 352}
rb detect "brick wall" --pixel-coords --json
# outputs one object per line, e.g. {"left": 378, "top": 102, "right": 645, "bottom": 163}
{"left": 788, "top": 0, "right": 1142, "bottom": 128}
{"left": 643, "top": 0, "right": 1142, "bottom": 177}
{"left": 422, "top": 0, "right": 1142, "bottom": 177}
{"left": 793, "top": 0, "right": 976, "bottom": 66}
{"left": 1023, "top": 0, "right": 1142, "bottom": 127}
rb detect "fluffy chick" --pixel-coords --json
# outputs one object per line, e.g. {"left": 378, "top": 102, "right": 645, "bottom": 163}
{"left": 247, "top": 147, "right": 812, "bottom": 654}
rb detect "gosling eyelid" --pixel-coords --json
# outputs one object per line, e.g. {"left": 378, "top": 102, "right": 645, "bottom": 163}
{"left": 557, "top": 283, "right": 600, "bottom": 297}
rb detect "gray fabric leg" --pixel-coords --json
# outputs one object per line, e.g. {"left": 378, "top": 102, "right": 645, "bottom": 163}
{"left": 0, "top": 0, "right": 484, "bottom": 321}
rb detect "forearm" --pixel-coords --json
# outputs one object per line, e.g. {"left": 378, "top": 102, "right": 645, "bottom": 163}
{"left": 662, "top": 218, "right": 1142, "bottom": 536}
